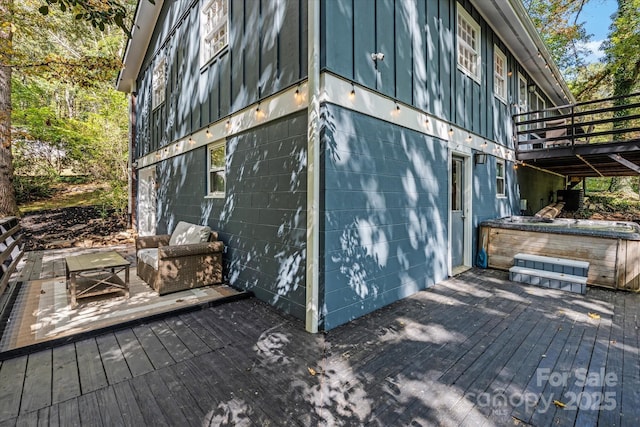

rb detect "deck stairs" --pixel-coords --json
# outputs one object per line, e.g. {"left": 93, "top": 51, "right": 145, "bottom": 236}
{"left": 509, "top": 253, "right": 588, "bottom": 294}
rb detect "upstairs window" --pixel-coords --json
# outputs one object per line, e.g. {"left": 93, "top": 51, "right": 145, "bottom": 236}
{"left": 494, "top": 47, "right": 507, "bottom": 103}
{"left": 152, "top": 56, "right": 166, "bottom": 109}
{"left": 201, "top": 0, "right": 228, "bottom": 66}
{"left": 496, "top": 159, "right": 506, "bottom": 197}
{"left": 207, "top": 141, "right": 226, "bottom": 197}
{"left": 457, "top": 4, "right": 481, "bottom": 82}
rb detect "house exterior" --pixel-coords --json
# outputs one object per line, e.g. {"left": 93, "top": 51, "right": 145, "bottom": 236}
{"left": 116, "top": 0, "right": 572, "bottom": 332}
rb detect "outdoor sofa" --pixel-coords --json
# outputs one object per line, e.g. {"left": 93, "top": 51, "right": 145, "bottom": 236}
{"left": 135, "top": 221, "right": 224, "bottom": 295}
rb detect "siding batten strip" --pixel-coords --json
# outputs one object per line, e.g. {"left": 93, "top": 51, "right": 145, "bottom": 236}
{"left": 306, "top": 0, "right": 321, "bottom": 333}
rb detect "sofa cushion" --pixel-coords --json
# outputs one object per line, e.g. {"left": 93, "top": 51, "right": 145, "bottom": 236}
{"left": 138, "top": 248, "right": 159, "bottom": 270}
{"left": 169, "top": 221, "right": 211, "bottom": 246}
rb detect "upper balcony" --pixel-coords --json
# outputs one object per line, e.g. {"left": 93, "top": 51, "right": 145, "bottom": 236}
{"left": 513, "top": 92, "right": 640, "bottom": 177}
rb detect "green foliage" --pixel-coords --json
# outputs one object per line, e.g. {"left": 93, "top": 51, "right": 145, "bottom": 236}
{"left": 10, "top": 1, "right": 134, "bottom": 212}
{"left": 523, "top": 0, "right": 591, "bottom": 78}
{"left": 98, "top": 180, "right": 127, "bottom": 218}
{"left": 13, "top": 175, "right": 55, "bottom": 204}
{"left": 37, "top": 0, "right": 139, "bottom": 35}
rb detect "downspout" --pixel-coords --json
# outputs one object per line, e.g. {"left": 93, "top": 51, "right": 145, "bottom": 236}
{"left": 306, "top": 0, "right": 321, "bottom": 333}
{"left": 128, "top": 89, "right": 137, "bottom": 230}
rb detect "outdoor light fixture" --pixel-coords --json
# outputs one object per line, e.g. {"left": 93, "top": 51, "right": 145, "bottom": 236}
{"left": 528, "top": 83, "right": 536, "bottom": 94}
{"left": 225, "top": 119, "right": 231, "bottom": 131}
{"left": 474, "top": 153, "right": 487, "bottom": 165}
{"left": 448, "top": 128, "right": 454, "bottom": 137}
{"left": 206, "top": 128, "right": 212, "bottom": 138}
{"left": 466, "top": 134, "right": 473, "bottom": 143}
{"left": 507, "top": 69, "right": 513, "bottom": 77}
{"left": 188, "top": 135, "right": 195, "bottom": 145}
{"left": 349, "top": 84, "right": 356, "bottom": 100}
{"left": 294, "top": 85, "right": 303, "bottom": 105}
{"left": 371, "top": 52, "right": 385, "bottom": 61}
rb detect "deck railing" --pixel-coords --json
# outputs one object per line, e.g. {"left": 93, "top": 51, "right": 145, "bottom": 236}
{"left": 513, "top": 92, "right": 640, "bottom": 152}
{"left": 0, "top": 217, "right": 23, "bottom": 295}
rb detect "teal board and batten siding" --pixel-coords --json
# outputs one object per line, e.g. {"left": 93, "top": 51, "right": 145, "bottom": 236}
{"left": 154, "top": 112, "right": 308, "bottom": 320}
{"left": 470, "top": 155, "right": 521, "bottom": 265}
{"left": 135, "top": 0, "right": 308, "bottom": 159}
{"left": 320, "top": 104, "right": 450, "bottom": 330}
{"left": 321, "top": 0, "right": 552, "bottom": 150}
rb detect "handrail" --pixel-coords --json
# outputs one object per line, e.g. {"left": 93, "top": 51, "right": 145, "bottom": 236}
{"left": 0, "top": 217, "right": 24, "bottom": 295}
{"left": 513, "top": 92, "right": 640, "bottom": 152}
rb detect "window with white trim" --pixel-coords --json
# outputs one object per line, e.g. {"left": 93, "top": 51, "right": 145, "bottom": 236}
{"left": 457, "top": 4, "right": 481, "bottom": 81}
{"left": 201, "top": 0, "right": 228, "bottom": 66}
{"left": 152, "top": 56, "right": 166, "bottom": 109}
{"left": 207, "top": 142, "right": 226, "bottom": 197}
{"left": 494, "top": 47, "right": 507, "bottom": 103}
{"left": 496, "top": 159, "right": 506, "bottom": 197}
{"left": 517, "top": 73, "right": 528, "bottom": 114}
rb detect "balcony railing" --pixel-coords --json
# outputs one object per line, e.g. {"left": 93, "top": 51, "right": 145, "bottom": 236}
{"left": 513, "top": 92, "right": 640, "bottom": 153}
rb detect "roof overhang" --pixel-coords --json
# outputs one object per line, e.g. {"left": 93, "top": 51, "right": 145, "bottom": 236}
{"left": 116, "top": 0, "right": 165, "bottom": 93}
{"left": 471, "top": 0, "right": 575, "bottom": 107}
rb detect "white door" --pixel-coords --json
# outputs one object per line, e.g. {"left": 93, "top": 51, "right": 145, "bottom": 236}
{"left": 137, "top": 166, "right": 157, "bottom": 236}
{"left": 451, "top": 156, "right": 465, "bottom": 269}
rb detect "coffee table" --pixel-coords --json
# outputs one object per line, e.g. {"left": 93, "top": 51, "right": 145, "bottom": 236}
{"left": 65, "top": 251, "right": 130, "bottom": 308}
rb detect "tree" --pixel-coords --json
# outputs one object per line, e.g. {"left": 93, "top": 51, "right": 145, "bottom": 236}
{"left": 0, "top": 0, "right": 18, "bottom": 217}
{"left": 604, "top": 0, "right": 640, "bottom": 192}
{"left": 0, "top": 0, "right": 134, "bottom": 217}
{"left": 523, "top": 0, "right": 591, "bottom": 79}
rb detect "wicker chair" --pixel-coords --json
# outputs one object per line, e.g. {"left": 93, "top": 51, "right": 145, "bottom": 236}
{"left": 135, "top": 221, "right": 224, "bottom": 295}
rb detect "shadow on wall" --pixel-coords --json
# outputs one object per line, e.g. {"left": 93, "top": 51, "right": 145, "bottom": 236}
{"left": 320, "top": 104, "right": 449, "bottom": 329}
{"left": 200, "top": 112, "right": 309, "bottom": 319}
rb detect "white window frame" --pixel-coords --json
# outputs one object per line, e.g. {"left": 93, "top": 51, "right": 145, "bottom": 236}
{"left": 517, "top": 73, "right": 528, "bottom": 114}
{"left": 494, "top": 46, "right": 507, "bottom": 103}
{"left": 200, "top": 0, "right": 229, "bottom": 67}
{"left": 207, "top": 141, "right": 226, "bottom": 198}
{"left": 456, "top": 4, "right": 481, "bottom": 82}
{"left": 152, "top": 56, "right": 166, "bottom": 110}
{"left": 496, "top": 159, "right": 506, "bottom": 198}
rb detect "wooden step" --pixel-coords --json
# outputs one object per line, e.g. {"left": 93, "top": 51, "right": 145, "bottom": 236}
{"left": 509, "top": 266, "right": 587, "bottom": 294}
{"left": 514, "top": 253, "right": 589, "bottom": 277}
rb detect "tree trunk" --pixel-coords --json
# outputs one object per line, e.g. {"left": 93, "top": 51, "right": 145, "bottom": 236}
{"left": 0, "top": 0, "right": 19, "bottom": 217}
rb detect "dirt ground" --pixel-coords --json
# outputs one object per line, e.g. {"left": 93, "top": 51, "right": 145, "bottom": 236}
{"left": 20, "top": 206, "right": 135, "bottom": 251}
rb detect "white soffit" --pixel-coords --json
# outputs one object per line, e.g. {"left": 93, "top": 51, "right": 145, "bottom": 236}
{"left": 116, "top": 0, "right": 165, "bottom": 93}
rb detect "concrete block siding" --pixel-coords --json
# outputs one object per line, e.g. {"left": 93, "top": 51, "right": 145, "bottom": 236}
{"left": 320, "top": 104, "right": 450, "bottom": 330}
{"left": 157, "top": 111, "right": 308, "bottom": 320}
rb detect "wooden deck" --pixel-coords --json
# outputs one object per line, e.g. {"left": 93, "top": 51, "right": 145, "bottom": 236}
{"left": 0, "top": 246, "right": 245, "bottom": 354}
{"left": 0, "top": 268, "right": 639, "bottom": 426}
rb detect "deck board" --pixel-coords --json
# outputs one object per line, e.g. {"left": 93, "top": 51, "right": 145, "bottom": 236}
{"left": 1, "top": 268, "right": 639, "bottom": 425}
{"left": 114, "top": 329, "right": 154, "bottom": 377}
{"left": 75, "top": 338, "right": 108, "bottom": 394}
{"left": 149, "top": 321, "right": 193, "bottom": 363}
{"left": 51, "top": 343, "right": 80, "bottom": 404}
{"left": 77, "top": 392, "right": 102, "bottom": 426}
{"left": 128, "top": 374, "right": 170, "bottom": 426}
{"left": 0, "top": 356, "right": 27, "bottom": 421}
{"left": 131, "top": 324, "right": 175, "bottom": 369}
{"left": 95, "top": 387, "right": 125, "bottom": 426}
{"left": 96, "top": 333, "right": 132, "bottom": 384}
{"left": 56, "top": 398, "right": 80, "bottom": 426}
{"left": 20, "top": 350, "right": 51, "bottom": 414}
{"left": 164, "top": 317, "right": 210, "bottom": 356}
{"left": 142, "top": 370, "right": 198, "bottom": 426}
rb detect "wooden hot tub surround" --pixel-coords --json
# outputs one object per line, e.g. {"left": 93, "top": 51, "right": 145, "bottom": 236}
{"left": 479, "top": 217, "right": 640, "bottom": 292}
